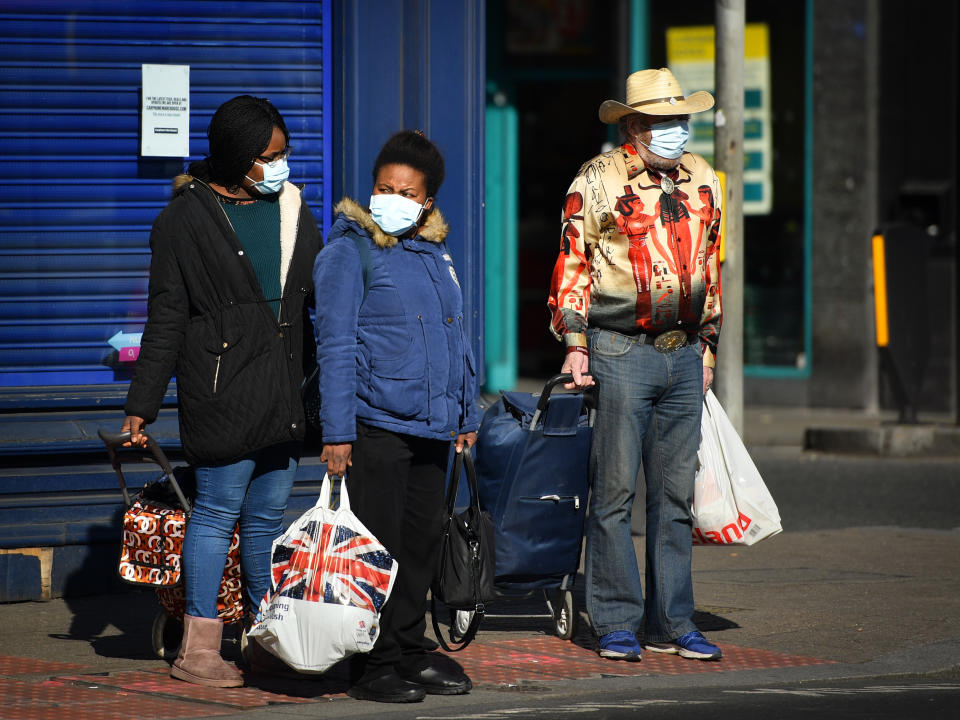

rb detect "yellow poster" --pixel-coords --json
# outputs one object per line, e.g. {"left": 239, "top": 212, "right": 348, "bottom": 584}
{"left": 667, "top": 24, "right": 772, "bottom": 215}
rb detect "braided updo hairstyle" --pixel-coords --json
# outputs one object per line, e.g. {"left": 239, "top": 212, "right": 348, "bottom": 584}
{"left": 188, "top": 95, "right": 288, "bottom": 191}
{"left": 372, "top": 130, "right": 445, "bottom": 199}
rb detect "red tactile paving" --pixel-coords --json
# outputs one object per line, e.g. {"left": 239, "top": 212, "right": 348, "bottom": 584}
{"left": 0, "top": 655, "right": 89, "bottom": 677}
{"left": 0, "top": 678, "right": 236, "bottom": 720}
{"left": 56, "top": 669, "right": 342, "bottom": 707}
{"left": 457, "top": 636, "right": 834, "bottom": 686}
{"left": 0, "top": 639, "right": 836, "bottom": 717}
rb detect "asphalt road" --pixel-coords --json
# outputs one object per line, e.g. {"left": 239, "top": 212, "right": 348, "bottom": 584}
{"left": 631, "top": 447, "right": 960, "bottom": 534}
{"left": 206, "top": 670, "right": 960, "bottom": 720}
{"left": 407, "top": 674, "right": 960, "bottom": 720}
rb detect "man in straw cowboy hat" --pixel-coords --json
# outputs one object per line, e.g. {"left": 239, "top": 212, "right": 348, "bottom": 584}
{"left": 548, "top": 68, "right": 723, "bottom": 662}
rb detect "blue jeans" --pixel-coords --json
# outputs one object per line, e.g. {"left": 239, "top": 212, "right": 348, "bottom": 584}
{"left": 183, "top": 443, "right": 299, "bottom": 618}
{"left": 585, "top": 328, "right": 703, "bottom": 643}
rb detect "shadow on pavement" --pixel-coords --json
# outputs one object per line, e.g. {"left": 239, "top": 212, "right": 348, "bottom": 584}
{"left": 48, "top": 589, "right": 163, "bottom": 660}
{"left": 240, "top": 658, "right": 352, "bottom": 697}
{"left": 48, "top": 519, "right": 176, "bottom": 662}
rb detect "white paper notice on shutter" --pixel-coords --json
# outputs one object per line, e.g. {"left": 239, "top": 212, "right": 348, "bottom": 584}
{"left": 141, "top": 64, "right": 190, "bottom": 157}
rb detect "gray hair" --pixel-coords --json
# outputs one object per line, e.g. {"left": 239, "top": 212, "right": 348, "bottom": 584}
{"left": 618, "top": 114, "right": 645, "bottom": 143}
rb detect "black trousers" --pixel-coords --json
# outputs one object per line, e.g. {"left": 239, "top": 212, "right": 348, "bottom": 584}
{"left": 346, "top": 421, "right": 450, "bottom": 676}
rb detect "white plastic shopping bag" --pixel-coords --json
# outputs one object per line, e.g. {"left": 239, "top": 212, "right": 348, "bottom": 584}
{"left": 691, "top": 390, "right": 782, "bottom": 546}
{"left": 247, "top": 473, "right": 399, "bottom": 673}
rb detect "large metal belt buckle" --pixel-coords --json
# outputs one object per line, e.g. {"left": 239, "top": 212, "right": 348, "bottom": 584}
{"left": 653, "top": 329, "right": 689, "bottom": 353}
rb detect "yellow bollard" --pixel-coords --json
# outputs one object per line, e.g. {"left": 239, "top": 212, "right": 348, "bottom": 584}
{"left": 871, "top": 233, "right": 889, "bottom": 348}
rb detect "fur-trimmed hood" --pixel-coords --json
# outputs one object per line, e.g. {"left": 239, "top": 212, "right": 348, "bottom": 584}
{"left": 334, "top": 196, "right": 449, "bottom": 248}
{"left": 173, "top": 173, "right": 194, "bottom": 192}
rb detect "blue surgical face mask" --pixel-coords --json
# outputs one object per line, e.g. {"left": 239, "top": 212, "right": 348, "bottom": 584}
{"left": 640, "top": 119, "right": 690, "bottom": 160}
{"left": 246, "top": 157, "right": 289, "bottom": 195}
{"left": 369, "top": 193, "right": 425, "bottom": 236}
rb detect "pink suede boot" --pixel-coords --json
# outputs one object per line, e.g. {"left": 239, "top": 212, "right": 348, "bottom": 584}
{"left": 170, "top": 614, "right": 243, "bottom": 687}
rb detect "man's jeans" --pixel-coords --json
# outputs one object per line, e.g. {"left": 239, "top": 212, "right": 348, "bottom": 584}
{"left": 183, "top": 443, "right": 299, "bottom": 618}
{"left": 585, "top": 328, "right": 702, "bottom": 643}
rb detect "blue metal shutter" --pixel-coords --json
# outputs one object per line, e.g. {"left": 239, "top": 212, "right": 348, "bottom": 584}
{"left": 0, "top": 0, "right": 330, "bottom": 391}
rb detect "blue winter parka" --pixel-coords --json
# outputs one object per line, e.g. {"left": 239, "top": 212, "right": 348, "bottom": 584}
{"left": 312, "top": 197, "right": 482, "bottom": 443}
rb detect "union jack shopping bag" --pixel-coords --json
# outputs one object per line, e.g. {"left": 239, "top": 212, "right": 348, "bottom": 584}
{"left": 247, "top": 473, "right": 399, "bottom": 673}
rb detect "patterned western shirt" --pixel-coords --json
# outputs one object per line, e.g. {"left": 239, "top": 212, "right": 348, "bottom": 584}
{"left": 548, "top": 143, "right": 723, "bottom": 367}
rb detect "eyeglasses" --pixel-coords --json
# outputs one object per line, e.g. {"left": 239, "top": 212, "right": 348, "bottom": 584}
{"left": 255, "top": 146, "right": 292, "bottom": 165}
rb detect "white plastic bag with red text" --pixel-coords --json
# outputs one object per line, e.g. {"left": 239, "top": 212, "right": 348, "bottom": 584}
{"left": 691, "top": 390, "right": 782, "bottom": 546}
{"left": 247, "top": 473, "right": 399, "bottom": 673}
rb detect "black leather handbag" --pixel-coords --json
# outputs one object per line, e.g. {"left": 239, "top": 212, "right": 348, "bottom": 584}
{"left": 431, "top": 446, "right": 495, "bottom": 651}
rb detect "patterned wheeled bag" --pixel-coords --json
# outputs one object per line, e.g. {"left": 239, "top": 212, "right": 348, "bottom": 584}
{"left": 117, "top": 467, "right": 190, "bottom": 587}
{"left": 155, "top": 516, "right": 244, "bottom": 624}
{"left": 99, "top": 430, "right": 244, "bottom": 622}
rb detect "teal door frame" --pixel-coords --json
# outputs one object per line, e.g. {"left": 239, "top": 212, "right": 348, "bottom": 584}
{"left": 483, "top": 94, "right": 518, "bottom": 392}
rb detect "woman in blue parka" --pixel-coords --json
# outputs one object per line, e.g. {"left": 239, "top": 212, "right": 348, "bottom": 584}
{"left": 312, "top": 130, "right": 481, "bottom": 704}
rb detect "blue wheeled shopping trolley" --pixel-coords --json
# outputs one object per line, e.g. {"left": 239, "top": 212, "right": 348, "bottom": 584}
{"left": 451, "top": 374, "right": 596, "bottom": 640}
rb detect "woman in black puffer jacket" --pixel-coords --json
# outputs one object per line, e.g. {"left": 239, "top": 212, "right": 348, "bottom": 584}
{"left": 121, "top": 96, "right": 321, "bottom": 688}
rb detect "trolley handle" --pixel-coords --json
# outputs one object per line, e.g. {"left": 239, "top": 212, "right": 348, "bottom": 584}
{"left": 530, "top": 373, "right": 598, "bottom": 429}
{"left": 97, "top": 429, "right": 190, "bottom": 513}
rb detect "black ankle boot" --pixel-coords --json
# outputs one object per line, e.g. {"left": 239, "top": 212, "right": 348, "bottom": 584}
{"left": 347, "top": 667, "right": 426, "bottom": 703}
{"left": 398, "top": 652, "right": 472, "bottom": 695}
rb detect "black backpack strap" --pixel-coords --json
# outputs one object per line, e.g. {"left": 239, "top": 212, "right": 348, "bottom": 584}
{"left": 345, "top": 230, "right": 372, "bottom": 302}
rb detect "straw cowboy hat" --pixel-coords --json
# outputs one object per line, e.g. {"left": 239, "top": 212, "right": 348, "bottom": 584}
{"left": 599, "top": 67, "right": 714, "bottom": 124}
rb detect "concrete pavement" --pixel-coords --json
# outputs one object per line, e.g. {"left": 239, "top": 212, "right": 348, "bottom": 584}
{"left": 1, "top": 400, "right": 959, "bottom": 718}
{"left": 2, "top": 525, "right": 958, "bottom": 719}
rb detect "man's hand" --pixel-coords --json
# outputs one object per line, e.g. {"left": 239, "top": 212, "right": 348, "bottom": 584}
{"left": 455, "top": 432, "right": 477, "bottom": 453}
{"left": 703, "top": 366, "right": 714, "bottom": 395}
{"left": 121, "top": 415, "right": 148, "bottom": 447}
{"left": 560, "top": 350, "right": 595, "bottom": 390}
{"left": 321, "top": 443, "right": 353, "bottom": 477}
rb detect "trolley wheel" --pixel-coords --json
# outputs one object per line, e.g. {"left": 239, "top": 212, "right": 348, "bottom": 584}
{"left": 449, "top": 609, "right": 475, "bottom": 643}
{"left": 151, "top": 610, "right": 183, "bottom": 662}
{"left": 550, "top": 588, "right": 576, "bottom": 640}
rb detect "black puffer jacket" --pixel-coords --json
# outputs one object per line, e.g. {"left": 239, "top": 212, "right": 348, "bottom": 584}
{"left": 125, "top": 175, "right": 322, "bottom": 465}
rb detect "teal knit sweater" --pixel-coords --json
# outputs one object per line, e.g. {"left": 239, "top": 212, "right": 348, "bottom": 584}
{"left": 221, "top": 196, "right": 282, "bottom": 316}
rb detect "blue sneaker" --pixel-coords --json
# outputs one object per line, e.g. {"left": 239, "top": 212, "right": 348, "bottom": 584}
{"left": 644, "top": 631, "right": 721, "bottom": 660}
{"left": 598, "top": 631, "right": 642, "bottom": 661}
